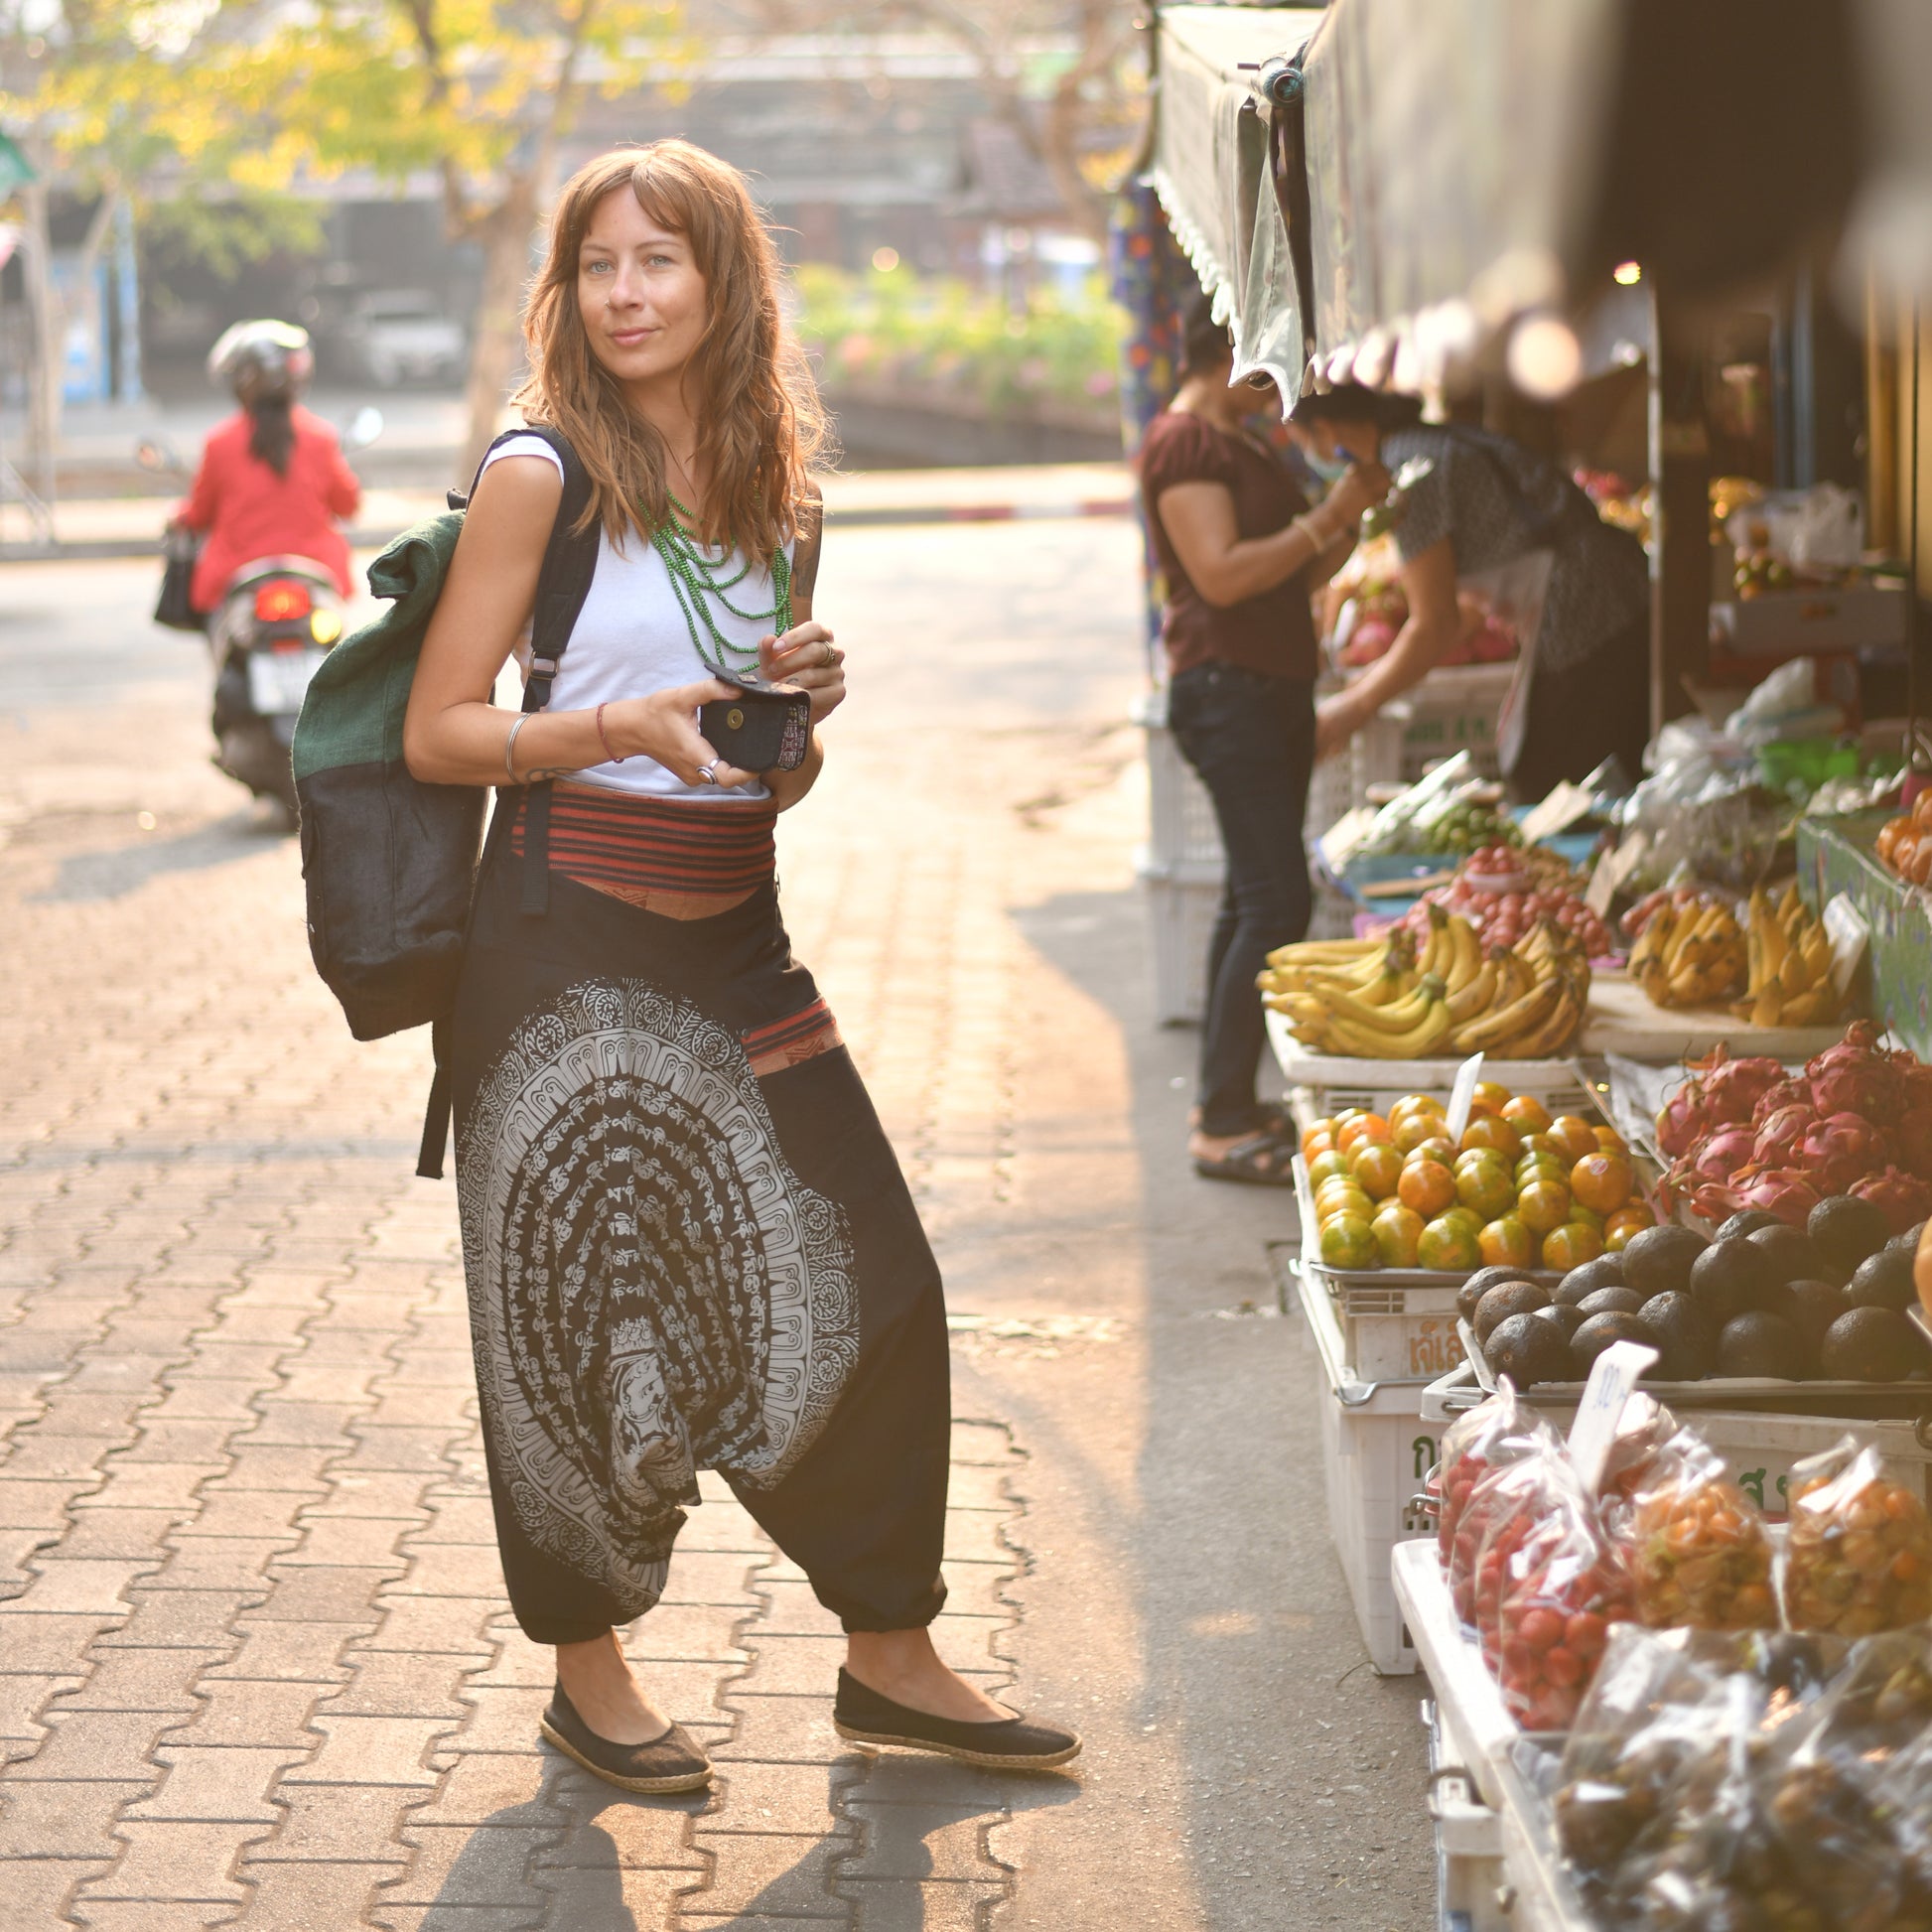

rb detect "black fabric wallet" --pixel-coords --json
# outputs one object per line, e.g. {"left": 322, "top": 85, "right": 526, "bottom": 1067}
{"left": 699, "top": 673, "right": 813, "bottom": 773}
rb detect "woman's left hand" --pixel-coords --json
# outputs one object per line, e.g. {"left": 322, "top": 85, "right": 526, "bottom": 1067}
{"left": 760, "top": 621, "right": 846, "bottom": 723}
{"left": 1313, "top": 695, "right": 1358, "bottom": 763}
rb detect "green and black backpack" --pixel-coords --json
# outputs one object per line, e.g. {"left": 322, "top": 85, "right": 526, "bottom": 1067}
{"left": 292, "top": 424, "right": 597, "bottom": 1172}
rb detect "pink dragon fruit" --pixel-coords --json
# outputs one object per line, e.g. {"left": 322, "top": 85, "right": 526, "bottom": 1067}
{"left": 1808, "top": 1021, "right": 1900, "bottom": 1122}
{"left": 1751, "top": 1104, "right": 1817, "bottom": 1170}
{"left": 1697, "top": 1052, "right": 1787, "bottom": 1126}
{"left": 1849, "top": 1167, "right": 1932, "bottom": 1235}
{"left": 1797, "top": 1113, "right": 1889, "bottom": 1193}
{"left": 1751, "top": 1077, "right": 1813, "bottom": 1126}
{"left": 1689, "top": 1129, "right": 1757, "bottom": 1186}
{"left": 1655, "top": 1084, "right": 1713, "bottom": 1161}
{"left": 1733, "top": 1167, "right": 1826, "bottom": 1227}
{"left": 1892, "top": 1110, "right": 1932, "bottom": 1182}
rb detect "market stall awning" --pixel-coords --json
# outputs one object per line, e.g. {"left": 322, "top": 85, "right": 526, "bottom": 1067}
{"left": 1152, "top": 5, "right": 1324, "bottom": 398}
{"left": 1296, "top": 0, "right": 1863, "bottom": 397}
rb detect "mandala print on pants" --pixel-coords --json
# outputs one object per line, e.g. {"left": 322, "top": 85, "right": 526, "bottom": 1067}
{"left": 458, "top": 978, "right": 860, "bottom": 1620}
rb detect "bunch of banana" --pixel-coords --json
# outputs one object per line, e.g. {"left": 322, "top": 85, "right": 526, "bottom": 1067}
{"left": 1261, "top": 905, "right": 1588, "bottom": 1059}
{"left": 1629, "top": 897, "right": 1747, "bottom": 1009}
{"left": 1732, "top": 883, "right": 1839, "bottom": 1026}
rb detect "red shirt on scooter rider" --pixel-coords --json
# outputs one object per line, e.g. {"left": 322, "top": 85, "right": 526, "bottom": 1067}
{"left": 175, "top": 322, "right": 361, "bottom": 614}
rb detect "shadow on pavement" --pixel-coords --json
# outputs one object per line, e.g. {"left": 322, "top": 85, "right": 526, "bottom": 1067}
{"left": 34, "top": 808, "right": 287, "bottom": 902}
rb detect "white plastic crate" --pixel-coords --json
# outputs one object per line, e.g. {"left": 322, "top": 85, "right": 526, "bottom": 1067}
{"left": 1288, "top": 1247, "right": 1440, "bottom": 1674}
{"left": 1427, "top": 1705, "right": 1509, "bottom": 1932}
{"left": 1308, "top": 692, "right": 1406, "bottom": 839}
{"left": 1327, "top": 1278, "right": 1468, "bottom": 1381}
{"left": 1389, "top": 665, "right": 1515, "bottom": 782}
{"left": 1306, "top": 876, "right": 1359, "bottom": 941}
{"left": 1132, "top": 690, "right": 1224, "bottom": 876}
{"left": 1137, "top": 856, "right": 1220, "bottom": 1027}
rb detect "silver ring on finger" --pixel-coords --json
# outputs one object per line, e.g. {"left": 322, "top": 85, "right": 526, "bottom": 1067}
{"left": 696, "top": 760, "right": 721, "bottom": 786}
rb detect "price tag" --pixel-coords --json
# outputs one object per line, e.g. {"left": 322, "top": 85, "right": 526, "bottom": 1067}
{"left": 1822, "top": 892, "right": 1869, "bottom": 999}
{"left": 1567, "top": 1339, "right": 1660, "bottom": 1496}
{"left": 1444, "top": 1052, "right": 1485, "bottom": 1145}
{"left": 1584, "top": 829, "right": 1648, "bottom": 920}
{"left": 1519, "top": 780, "right": 1594, "bottom": 846}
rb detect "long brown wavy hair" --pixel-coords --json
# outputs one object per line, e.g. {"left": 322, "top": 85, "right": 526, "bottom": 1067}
{"left": 513, "top": 141, "right": 827, "bottom": 560}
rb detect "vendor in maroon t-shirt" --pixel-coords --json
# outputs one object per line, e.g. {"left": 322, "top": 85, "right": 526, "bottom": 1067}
{"left": 1140, "top": 297, "right": 1389, "bottom": 1184}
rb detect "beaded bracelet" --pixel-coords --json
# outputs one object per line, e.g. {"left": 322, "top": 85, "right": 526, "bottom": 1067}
{"left": 595, "top": 702, "right": 626, "bottom": 764}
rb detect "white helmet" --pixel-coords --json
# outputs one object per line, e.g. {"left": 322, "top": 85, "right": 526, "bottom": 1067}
{"left": 207, "top": 319, "right": 314, "bottom": 406}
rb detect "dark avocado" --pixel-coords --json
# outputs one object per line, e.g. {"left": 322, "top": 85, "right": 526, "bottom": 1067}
{"left": 1554, "top": 1255, "right": 1627, "bottom": 1308}
{"left": 1576, "top": 1286, "right": 1646, "bottom": 1319}
{"left": 1474, "top": 1280, "right": 1551, "bottom": 1344}
{"left": 1571, "top": 1311, "right": 1654, "bottom": 1372}
{"left": 1715, "top": 1209, "right": 1783, "bottom": 1243}
{"left": 1457, "top": 1265, "right": 1536, "bottom": 1324}
{"left": 1621, "top": 1224, "right": 1709, "bottom": 1302}
{"left": 1533, "top": 1303, "right": 1587, "bottom": 1339}
{"left": 1820, "top": 1307, "right": 1921, "bottom": 1382}
{"left": 1688, "top": 1240, "right": 1771, "bottom": 1326}
{"left": 1809, "top": 1195, "right": 1891, "bottom": 1274}
{"left": 1843, "top": 1246, "right": 1916, "bottom": 1313}
{"left": 1486, "top": 1311, "right": 1574, "bottom": 1388}
{"left": 1759, "top": 1279, "right": 1844, "bottom": 1359}
{"left": 1747, "top": 1223, "right": 1827, "bottom": 1289}
{"left": 1716, "top": 1311, "right": 1806, "bottom": 1380}
{"left": 1887, "top": 1218, "right": 1928, "bottom": 1257}
{"left": 1635, "top": 1290, "right": 1711, "bottom": 1380}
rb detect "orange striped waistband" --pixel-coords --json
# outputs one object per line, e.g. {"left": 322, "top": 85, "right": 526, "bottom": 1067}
{"left": 509, "top": 781, "right": 777, "bottom": 918}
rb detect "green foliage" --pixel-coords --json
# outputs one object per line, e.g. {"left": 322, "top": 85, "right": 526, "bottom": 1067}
{"left": 139, "top": 191, "right": 327, "bottom": 280}
{"left": 789, "top": 263, "right": 1125, "bottom": 420}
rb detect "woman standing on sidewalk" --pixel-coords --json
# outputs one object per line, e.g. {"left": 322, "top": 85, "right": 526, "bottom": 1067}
{"left": 402, "top": 142, "right": 1078, "bottom": 1792}
{"left": 1141, "top": 299, "right": 1387, "bottom": 1184}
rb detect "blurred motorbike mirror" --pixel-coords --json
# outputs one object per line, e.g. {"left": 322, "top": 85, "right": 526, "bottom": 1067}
{"left": 134, "top": 437, "right": 184, "bottom": 475}
{"left": 344, "top": 406, "right": 384, "bottom": 453}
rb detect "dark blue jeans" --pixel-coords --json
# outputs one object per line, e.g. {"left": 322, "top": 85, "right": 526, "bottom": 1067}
{"left": 1167, "top": 663, "right": 1316, "bottom": 1139}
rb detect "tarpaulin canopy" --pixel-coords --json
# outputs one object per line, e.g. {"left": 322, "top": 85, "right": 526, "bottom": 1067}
{"left": 1151, "top": 5, "right": 1324, "bottom": 401}
{"left": 1295, "top": 0, "right": 1863, "bottom": 397}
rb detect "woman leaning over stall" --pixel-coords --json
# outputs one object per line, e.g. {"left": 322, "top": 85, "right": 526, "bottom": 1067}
{"left": 1143, "top": 297, "right": 1389, "bottom": 1185}
{"left": 403, "top": 141, "right": 1078, "bottom": 1793}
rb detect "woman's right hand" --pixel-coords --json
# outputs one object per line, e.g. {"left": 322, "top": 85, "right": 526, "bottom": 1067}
{"left": 608, "top": 682, "right": 757, "bottom": 789}
{"left": 1319, "top": 461, "right": 1395, "bottom": 529}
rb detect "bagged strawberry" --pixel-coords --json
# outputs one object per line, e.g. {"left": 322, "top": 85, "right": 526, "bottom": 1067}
{"left": 1436, "top": 1380, "right": 1562, "bottom": 1613}
{"left": 1783, "top": 1435, "right": 1932, "bottom": 1637}
{"left": 1473, "top": 1445, "right": 1637, "bottom": 1730}
{"left": 1623, "top": 1429, "right": 1777, "bottom": 1633}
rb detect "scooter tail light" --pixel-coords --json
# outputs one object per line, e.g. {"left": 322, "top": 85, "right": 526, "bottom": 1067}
{"left": 254, "top": 581, "right": 312, "bottom": 622}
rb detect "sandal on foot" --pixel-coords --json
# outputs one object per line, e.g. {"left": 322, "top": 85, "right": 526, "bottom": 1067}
{"left": 1190, "top": 1102, "right": 1293, "bottom": 1141}
{"left": 833, "top": 1668, "right": 1081, "bottom": 1771}
{"left": 1191, "top": 1130, "right": 1296, "bottom": 1187}
{"left": 540, "top": 1683, "right": 714, "bottom": 1794}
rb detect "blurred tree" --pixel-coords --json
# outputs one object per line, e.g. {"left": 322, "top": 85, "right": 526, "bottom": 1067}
{"left": 736, "top": 0, "right": 1147, "bottom": 241}
{"left": 222, "top": 1, "right": 694, "bottom": 480}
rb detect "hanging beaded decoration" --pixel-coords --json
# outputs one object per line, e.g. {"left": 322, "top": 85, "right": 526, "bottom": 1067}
{"left": 651, "top": 490, "right": 792, "bottom": 679}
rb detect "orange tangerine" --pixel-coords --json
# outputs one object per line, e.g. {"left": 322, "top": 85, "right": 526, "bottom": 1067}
{"left": 1315, "top": 1178, "right": 1373, "bottom": 1222}
{"left": 1370, "top": 1203, "right": 1425, "bottom": 1268}
{"left": 1351, "top": 1143, "right": 1404, "bottom": 1202}
{"left": 1336, "top": 1113, "right": 1392, "bottom": 1158}
{"left": 1389, "top": 1093, "right": 1446, "bottom": 1131}
{"left": 1407, "top": 1135, "right": 1457, "bottom": 1169}
{"left": 1417, "top": 1215, "right": 1482, "bottom": 1272}
{"left": 1568, "top": 1204, "right": 1605, "bottom": 1235}
{"left": 1514, "top": 1152, "right": 1568, "bottom": 1191}
{"left": 1478, "top": 1215, "right": 1536, "bottom": 1269}
{"left": 1541, "top": 1221, "right": 1604, "bottom": 1271}
{"left": 1455, "top": 1162, "right": 1515, "bottom": 1223}
{"left": 1571, "top": 1151, "right": 1635, "bottom": 1215}
{"left": 1460, "top": 1114, "right": 1523, "bottom": 1161}
{"left": 1397, "top": 1159, "right": 1456, "bottom": 1217}
{"left": 1469, "top": 1080, "right": 1513, "bottom": 1117}
{"left": 1548, "top": 1115, "right": 1600, "bottom": 1163}
{"left": 1319, "top": 1215, "right": 1379, "bottom": 1271}
{"left": 1593, "top": 1126, "right": 1629, "bottom": 1154}
{"left": 1302, "top": 1117, "right": 1339, "bottom": 1158}
{"left": 1393, "top": 1111, "right": 1446, "bottom": 1156}
{"left": 1518, "top": 1131, "right": 1560, "bottom": 1162}
{"left": 1516, "top": 1177, "right": 1572, "bottom": 1235}
{"left": 1308, "top": 1149, "right": 1352, "bottom": 1189}
{"left": 1604, "top": 1203, "right": 1658, "bottom": 1250}
{"left": 1443, "top": 1204, "right": 1484, "bottom": 1236}
{"left": 1500, "top": 1094, "right": 1554, "bottom": 1136}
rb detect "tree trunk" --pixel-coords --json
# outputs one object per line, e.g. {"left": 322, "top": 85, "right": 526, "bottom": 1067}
{"left": 22, "top": 165, "right": 60, "bottom": 506}
{"left": 457, "top": 176, "right": 538, "bottom": 486}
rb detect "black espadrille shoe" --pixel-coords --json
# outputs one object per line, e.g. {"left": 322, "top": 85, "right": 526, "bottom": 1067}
{"left": 539, "top": 1683, "right": 713, "bottom": 1794}
{"left": 832, "top": 1668, "right": 1081, "bottom": 1771}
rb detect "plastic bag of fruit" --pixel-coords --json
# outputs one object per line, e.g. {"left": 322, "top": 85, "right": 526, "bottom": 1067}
{"left": 1434, "top": 1379, "right": 1561, "bottom": 1587}
{"left": 1595, "top": 1393, "right": 1680, "bottom": 1539}
{"left": 1621, "top": 1428, "right": 1777, "bottom": 1632}
{"left": 1782, "top": 1434, "right": 1932, "bottom": 1636}
{"left": 1471, "top": 1446, "right": 1637, "bottom": 1730}
{"left": 1557, "top": 1628, "right": 1846, "bottom": 1926}
{"left": 1759, "top": 1630, "right": 1932, "bottom": 1932}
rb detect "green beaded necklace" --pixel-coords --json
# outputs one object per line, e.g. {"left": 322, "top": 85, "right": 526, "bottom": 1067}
{"left": 651, "top": 490, "right": 792, "bottom": 678}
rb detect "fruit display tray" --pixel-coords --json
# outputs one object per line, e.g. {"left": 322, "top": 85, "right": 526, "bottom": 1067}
{"left": 1455, "top": 1315, "right": 1932, "bottom": 1420}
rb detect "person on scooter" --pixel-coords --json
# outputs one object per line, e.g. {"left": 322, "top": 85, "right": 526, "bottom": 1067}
{"left": 174, "top": 319, "right": 362, "bottom": 618}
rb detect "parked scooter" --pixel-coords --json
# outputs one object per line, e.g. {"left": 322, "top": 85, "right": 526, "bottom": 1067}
{"left": 138, "top": 399, "right": 381, "bottom": 819}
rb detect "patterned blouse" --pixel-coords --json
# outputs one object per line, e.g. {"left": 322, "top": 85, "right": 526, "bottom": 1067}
{"left": 1382, "top": 426, "right": 1649, "bottom": 674}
